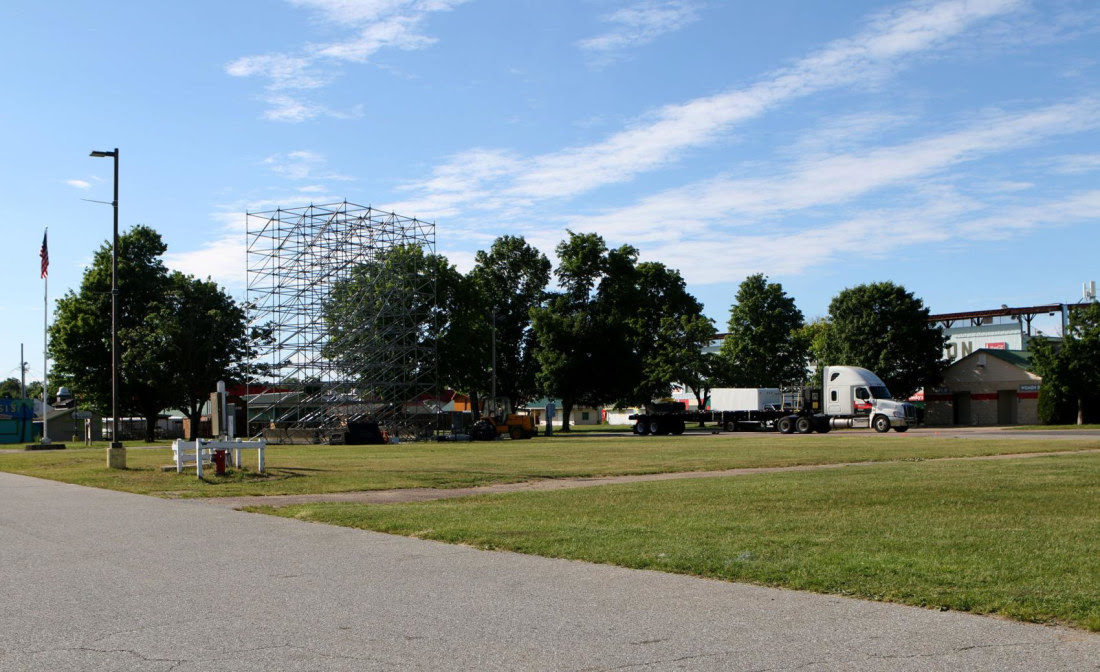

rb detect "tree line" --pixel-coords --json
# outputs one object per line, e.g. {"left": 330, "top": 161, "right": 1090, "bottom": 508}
{"left": 49, "top": 224, "right": 1096, "bottom": 436}
{"left": 323, "top": 231, "right": 949, "bottom": 430}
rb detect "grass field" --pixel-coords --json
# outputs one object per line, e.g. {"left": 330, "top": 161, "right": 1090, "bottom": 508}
{"left": 0, "top": 431, "right": 1095, "bottom": 497}
{"left": 4, "top": 431, "right": 1098, "bottom": 631}
{"left": 264, "top": 452, "right": 1100, "bottom": 631}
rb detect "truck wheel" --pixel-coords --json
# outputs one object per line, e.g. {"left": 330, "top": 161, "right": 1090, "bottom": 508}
{"left": 635, "top": 421, "right": 649, "bottom": 435}
{"left": 724, "top": 421, "right": 736, "bottom": 432}
{"left": 893, "top": 426, "right": 909, "bottom": 433}
{"left": 795, "top": 416, "right": 813, "bottom": 434}
{"left": 649, "top": 420, "right": 663, "bottom": 436}
{"left": 777, "top": 416, "right": 795, "bottom": 434}
{"left": 509, "top": 426, "right": 524, "bottom": 440}
{"left": 873, "top": 415, "right": 891, "bottom": 433}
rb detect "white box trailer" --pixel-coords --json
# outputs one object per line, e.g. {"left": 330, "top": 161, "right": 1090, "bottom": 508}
{"left": 708, "top": 388, "right": 780, "bottom": 412}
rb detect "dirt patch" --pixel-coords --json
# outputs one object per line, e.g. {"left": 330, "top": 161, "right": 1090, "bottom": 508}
{"left": 189, "top": 447, "right": 1100, "bottom": 510}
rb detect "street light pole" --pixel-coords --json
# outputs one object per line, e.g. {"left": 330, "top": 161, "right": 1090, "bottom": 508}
{"left": 90, "top": 148, "right": 125, "bottom": 469}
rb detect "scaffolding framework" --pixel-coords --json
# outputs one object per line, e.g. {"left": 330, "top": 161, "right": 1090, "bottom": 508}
{"left": 245, "top": 202, "right": 437, "bottom": 442}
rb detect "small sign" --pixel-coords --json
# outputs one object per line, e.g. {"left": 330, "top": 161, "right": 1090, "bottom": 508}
{"left": 1019, "top": 384, "right": 1040, "bottom": 392}
{"left": 72, "top": 410, "right": 93, "bottom": 420}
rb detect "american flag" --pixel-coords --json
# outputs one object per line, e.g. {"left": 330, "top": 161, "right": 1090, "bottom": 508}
{"left": 40, "top": 230, "right": 48, "bottom": 279}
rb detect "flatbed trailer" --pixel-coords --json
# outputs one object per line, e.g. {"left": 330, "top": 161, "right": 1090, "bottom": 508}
{"left": 628, "top": 406, "right": 821, "bottom": 435}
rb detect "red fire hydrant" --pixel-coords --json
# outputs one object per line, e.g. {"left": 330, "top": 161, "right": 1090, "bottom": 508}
{"left": 212, "top": 449, "right": 227, "bottom": 475}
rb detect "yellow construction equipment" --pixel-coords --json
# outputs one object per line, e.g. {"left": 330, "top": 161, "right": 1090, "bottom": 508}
{"left": 472, "top": 397, "right": 538, "bottom": 440}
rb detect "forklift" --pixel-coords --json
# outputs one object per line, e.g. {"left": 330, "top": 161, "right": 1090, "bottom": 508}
{"left": 470, "top": 397, "right": 538, "bottom": 440}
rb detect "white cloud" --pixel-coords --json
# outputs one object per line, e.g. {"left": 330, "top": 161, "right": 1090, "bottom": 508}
{"left": 263, "top": 150, "right": 355, "bottom": 182}
{"left": 575, "top": 98, "right": 1100, "bottom": 240}
{"left": 261, "top": 94, "right": 329, "bottom": 123}
{"left": 66, "top": 179, "right": 91, "bottom": 190}
{"left": 1049, "top": 153, "right": 1100, "bottom": 174}
{"left": 165, "top": 232, "right": 249, "bottom": 287}
{"left": 579, "top": 1, "right": 702, "bottom": 62}
{"left": 225, "top": 54, "right": 330, "bottom": 90}
{"left": 961, "top": 189, "right": 1100, "bottom": 241}
{"left": 400, "top": 0, "right": 1024, "bottom": 213}
{"left": 636, "top": 187, "right": 1098, "bottom": 287}
{"left": 163, "top": 210, "right": 249, "bottom": 287}
{"left": 227, "top": 0, "right": 465, "bottom": 121}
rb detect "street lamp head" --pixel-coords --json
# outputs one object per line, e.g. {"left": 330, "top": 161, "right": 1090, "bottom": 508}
{"left": 89, "top": 150, "right": 117, "bottom": 158}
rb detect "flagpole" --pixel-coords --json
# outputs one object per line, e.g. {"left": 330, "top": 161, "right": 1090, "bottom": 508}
{"left": 42, "top": 227, "right": 49, "bottom": 446}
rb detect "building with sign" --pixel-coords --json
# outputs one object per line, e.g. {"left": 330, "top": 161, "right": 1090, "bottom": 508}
{"left": 929, "top": 303, "right": 1064, "bottom": 364}
{"left": 0, "top": 398, "right": 36, "bottom": 444}
{"left": 925, "top": 349, "right": 1040, "bottom": 426}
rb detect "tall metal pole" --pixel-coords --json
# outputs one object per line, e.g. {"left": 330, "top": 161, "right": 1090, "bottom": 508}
{"left": 111, "top": 148, "right": 120, "bottom": 454}
{"left": 91, "top": 148, "right": 124, "bottom": 468}
{"left": 43, "top": 245, "right": 49, "bottom": 445}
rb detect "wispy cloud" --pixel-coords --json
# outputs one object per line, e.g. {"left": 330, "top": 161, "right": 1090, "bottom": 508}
{"left": 578, "top": 1, "right": 702, "bottom": 64}
{"left": 66, "top": 179, "right": 91, "bottom": 190}
{"left": 637, "top": 187, "right": 1100, "bottom": 287}
{"left": 395, "top": 0, "right": 1024, "bottom": 218}
{"left": 226, "top": 0, "right": 466, "bottom": 121}
{"left": 576, "top": 98, "right": 1100, "bottom": 239}
{"left": 1049, "top": 153, "right": 1100, "bottom": 174}
{"left": 263, "top": 150, "right": 356, "bottom": 182}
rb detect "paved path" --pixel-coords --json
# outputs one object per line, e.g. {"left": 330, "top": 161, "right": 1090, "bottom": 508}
{"left": 2, "top": 472, "right": 1098, "bottom": 671}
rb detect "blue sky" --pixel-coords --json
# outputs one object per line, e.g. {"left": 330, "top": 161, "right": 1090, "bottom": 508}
{"left": 3, "top": 0, "right": 1098, "bottom": 388}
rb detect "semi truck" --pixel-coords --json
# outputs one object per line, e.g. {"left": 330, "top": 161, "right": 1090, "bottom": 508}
{"left": 630, "top": 366, "right": 917, "bottom": 435}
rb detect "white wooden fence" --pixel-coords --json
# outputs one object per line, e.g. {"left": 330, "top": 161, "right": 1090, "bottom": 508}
{"left": 172, "top": 438, "right": 266, "bottom": 478}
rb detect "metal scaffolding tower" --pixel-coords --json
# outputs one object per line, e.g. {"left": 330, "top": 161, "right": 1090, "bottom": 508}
{"left": 245, "top": 202, "right": 437, "bottom": 443}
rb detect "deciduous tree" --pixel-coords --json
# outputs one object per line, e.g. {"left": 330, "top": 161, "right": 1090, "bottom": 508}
{"left": 718, "top": 274, "right": 807, "bottom": 388}
{"left": 50, "top": 226, "right": 175, "bottom": 441}
{"left": 469, "top": 236, "right": 551, "bottom": 408}
{"left": 531, "top": 232, "right": 623, "bottom": 431}
{"left": 818, "top": 282, "right": 946, "bottom": 398}
{"left": 50, "top": 226, "right": 250, "bottom": 442}
{"left": 1029, "top": 302, "right": 1100, "bottom": 424}
{"left": 531, "top": 232, "right": 713, "bottom": 427}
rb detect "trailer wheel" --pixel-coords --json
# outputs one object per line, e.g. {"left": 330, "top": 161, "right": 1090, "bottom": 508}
{"left": 724, "top": 421, "right": 736, "bottom": 432}
{"left": 634, "top": 421, "right": 649, "bottom": 435}
{"left": 795, "top": 416, "right": 813, "bottom": 434}
{"left": 873, "top": 415, "right": 891, "bottom": 433}
{"left": 671, "top": 419, "right": 685, "bottom": 435}
{"left": 777, "top": 416, "right": 795, "bottom": 434}
{"left": 649, "top": 420, "right": 664, "bottom": 436}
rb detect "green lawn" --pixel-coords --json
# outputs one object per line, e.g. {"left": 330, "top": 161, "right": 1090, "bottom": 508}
{"left": 265, "top": 452, "right": 1100, "bottom": 631}
{"left": 0, "top": 432, "right": 1094, "bottom": 497}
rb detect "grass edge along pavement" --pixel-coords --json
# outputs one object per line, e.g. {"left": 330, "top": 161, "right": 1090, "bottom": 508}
{"left": 0, "top": 433, "right": 1097, "bottom": 498}
{"left": 259, "top": 452, "right": 1100, "bottom": 633}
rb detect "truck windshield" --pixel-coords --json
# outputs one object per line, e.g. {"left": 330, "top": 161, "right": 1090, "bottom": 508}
{"left": 869, "top": 386, "right": 892, "bottom": 400}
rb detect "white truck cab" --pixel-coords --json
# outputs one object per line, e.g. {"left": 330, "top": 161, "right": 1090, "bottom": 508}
{"left": 821, "top": 366, "right": 917, "bottom": 433}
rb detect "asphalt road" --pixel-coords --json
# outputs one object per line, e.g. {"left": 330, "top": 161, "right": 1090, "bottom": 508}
{"left": 1, "top": 471, "right": 1098, "bottom": 671}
